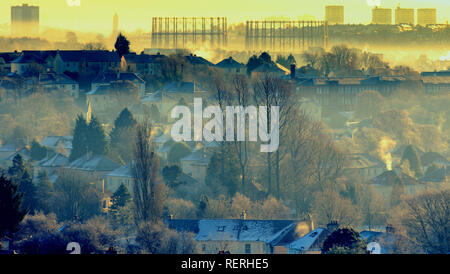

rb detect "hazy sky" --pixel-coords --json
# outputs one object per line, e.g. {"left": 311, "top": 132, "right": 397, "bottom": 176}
{"left": 2, "top": 0, "right": 449, "bottom": 33}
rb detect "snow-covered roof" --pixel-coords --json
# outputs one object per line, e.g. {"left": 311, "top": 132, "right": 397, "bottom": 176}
{"left": 35, "top": 153, "right": 69, "bottom": 168}
{"left": 40, "top": 136, "right": 73, "bottom": 150}
{"left": 181, "top": 149, "right": 211, "bottom": 165}
{"left": 287, "top": 228, "right": 326, "bottom": 251}
{"left": 195, "top": 219, "right": 296, "bottom": 242}
{"left": 67, "top": 154, "right": 120, "bottom": 172}
{"left": 108, "top": 164, "right": 133, "bottom": 178}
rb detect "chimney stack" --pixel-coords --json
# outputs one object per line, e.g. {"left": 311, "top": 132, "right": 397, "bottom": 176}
{"left": 386, "top": 224, "right": 396, "bottom": 234}
{"left": 326, "top": 220, "right": 339, "bottom": 232}
{"left": 240, "top": 210, "right": 247, "bottom": 220}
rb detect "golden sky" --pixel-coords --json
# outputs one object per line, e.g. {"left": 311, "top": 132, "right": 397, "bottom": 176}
{"left": 2, "top": 0, "right": 449, "bottom": 33}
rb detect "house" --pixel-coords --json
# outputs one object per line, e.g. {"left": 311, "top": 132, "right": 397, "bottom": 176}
{"left": 371, "top": 169, "right": 427, "bottom": 198}
{"left": 286, "top": 228, "right": 328, "bottom": 254}
{"left": 10, "top": 52, "right": 46, "bottom": 75}
{"left": 180, "top": 149, "right": 211, "bottom": 183}
{"left": 185, "top": 54, "right": 214, "bottom": 67}
{"left": 215, "top": 57, "right": 244, "bottom": 74}
{"left": 420, "top": 152, "right": 450, "bottom": 169}
{"left": 167, "top": 219, "right": 309, "bottom": 254}
{"left": 295, "top": 75, "right": 410, "bottom": 117}
{"left": 86, "top": 83, "right": 139, "bottom": 115}
{"left": 53, "top": 50, "right": 121, "bottom": 74}
{"left": 33, "top": 153, "right": 69, "bottom": 177}
{"left": 38, "top": 73, "right": 79, "bottom": 98}
{"left": 421, "top": 71, "right": 450, "bottom": 94}
{"left": 123, "top": 52, "right": 167, "bottom": 76}
{"left": 0, "top": 52, "right": 21, "bottom": 74}
{"left": 92, "top": 72, "right": 146, "bottom": 97}
{"left": 106, "top": 163, "right": 134, "bottom": 194}
{"left": 0, "top": 143, "right": 20, "bottom": 162}
{"left": 3, "top": 148, "right": 31, "bottom": 167}
{"left": 142, "top": 81, "right": 208, "bottom": 120}
{"left": 344, "top": 153, "right": 386, "bottom": 182}
{"left": 40, "top": 136, "right": 73, "bottom": 156}
{"left": 421, "top": 166, "right": 448, "bottom": 184}
{"left": 66, "top": 154, "right": 120, "bottom": 183}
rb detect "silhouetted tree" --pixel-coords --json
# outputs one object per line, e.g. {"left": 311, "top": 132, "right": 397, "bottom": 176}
{"left": 322, "top": 228, "right": 367, "bottom": 254}
{"left": 162, "top": 165, "right": 182, "bottom": 187}
{"left": 132, "top": 122, "right": 164, "bottom": 223}
{"left": 114, "top": 33, "right": 130, "bottom": 58}
{"left": 109, "top": 108, "right": 137, "bottom": 163}
{"left": 87, "top": 116, "right": 108, "bottom": 156}
{"left": 70, "top": 115, "right": 89, "bottom": 162}
{"left": 110, "top": 183, "right": 131, "bottom": 215}
{"left": 35, "top": 171, "right": 54, "bottom": 213}
{"left": 8, "top": 154, "right": 36, "bottom": 213}
{"left": 401, "top": 145, "right": 423, "bottom": 178}
{"left": 167, "top": 142, "right": 191, "bottom": 164}
{"left": 0, "top": 174, "right": 26, "bottom": 238}
{"left": 30, "top": 140, "right": 47, "bottom": 161}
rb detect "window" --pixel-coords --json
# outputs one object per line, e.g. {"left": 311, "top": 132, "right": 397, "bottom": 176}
{"left": 202, "top": 244, "right": 206, "bottom": 252}
{"left": 245, "top": 244, "right": 251, "bottom": 254}
{"left": 217, "top": 226, "right": 225, "bottom": 232}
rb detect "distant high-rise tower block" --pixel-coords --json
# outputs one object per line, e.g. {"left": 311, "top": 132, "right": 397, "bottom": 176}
{"left": 11, "top": 4, "right": 39, "bottom": 37}
{"left": 395, "top": 5, "right": 414, "bottom": 25}
{"left": 417, "top": 9, "right": 437, "bottom": 26}
{"left": 113, "top": 13, "right": 119, "bottom": 36}
{"left": 325, "top": 6, "right": 344, "bottom": 25}
{"left": 372, "top": 7, "right": 392, "bottom": 24}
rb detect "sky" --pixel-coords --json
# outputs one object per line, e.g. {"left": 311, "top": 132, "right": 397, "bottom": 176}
{"left": 1, "top": 0, "right": 449, "bottom": 33}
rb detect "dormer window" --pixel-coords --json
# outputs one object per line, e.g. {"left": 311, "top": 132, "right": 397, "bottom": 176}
{"left": 217, "top": 226, "right": 225, "bottom": 232}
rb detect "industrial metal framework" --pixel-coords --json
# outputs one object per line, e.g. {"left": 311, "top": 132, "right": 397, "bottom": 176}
{"left": 245, "top": 20, "right": 328, "bottom": 52}
{"left": 151, "top": 17, "right": 228, "bottom": 49}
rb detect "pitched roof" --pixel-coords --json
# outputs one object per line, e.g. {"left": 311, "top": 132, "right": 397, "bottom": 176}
{"left": 421, "top": 166, "right": 448, "bottom": 183}
{"left": 185, "top": 54, "right": 213, "bottom": 66}
{"left": 167, "top": 219, "right": 298, "bottom": 243}
{"left": 57, "top": 50, "right": 120, "bottom": 63}
{"left": 87, "top": 84, "right": 111, "bottom": 95}
{"left": 6, "top": 148, "right": 31, "bottom": 161}
{"left": 159, "top": 81, "right": 207, "bottom": 94}
{"left": 108, "top": 163, "right": 134, "bottom": 178}
{"left": 181, "top": 149, "right": 211, "bottom": 165}
{"left": 420, "top": 152, "right": 449, "bottom": 167}
{"left": 142, "top": 90, "right": 163, "bottom": 103}
{"left": 372, "top": 170, "right": 419, "bottom": 186}
{"left": 196, "top": 219, "right": 297, "bottom": 242}
{"left": 92, "top": 72, "right": 144, "bottom": 84}
{"left": 421, "top": 71, "right": 450, "bottom": 84}
{"left": 11, "top": 53, "right": 46, "bottom": 64}
{"left": 39, "top": 73, "right": 77, "bottom": 85}
{"left": 67, "top": 154, "right": 120, "bottom": 172}
{"left": 40, "top": 136, "right": 73, "bottom": 150}
{"left": 35, "top": 153, "right": 69, "bottom": 168}
{"left": 287, "top": 228, "right": 326, "bottom": 251}
{"left": 0, "top": 143, "right": 19, "bottom": 152}
{"left": 124, "top": 53, "right": 166, "bottom": 64}
{"left": 215, "top": 57, "right": 244, "bottom": 69}
{"left": 346, "top": 153, "right": 386, "bottom": 169}
{"left": 0, "top": 52, "right": 21, "bottom": 63}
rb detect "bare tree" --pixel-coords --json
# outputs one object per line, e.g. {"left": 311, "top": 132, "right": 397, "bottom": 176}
{"left": 212, "top": 75, "right": 232, "bottom": 191}
{"left": 252, "top": 74, "right": 277, "bottom": 196}
{"left": 231, "top": 74, "right": 251, "bottom": 194}
{"left": 132, "top": 121, "right": 164, "bottom": 224}
{"left": 400, "top": 190, "right": 449, "bottom": 254}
